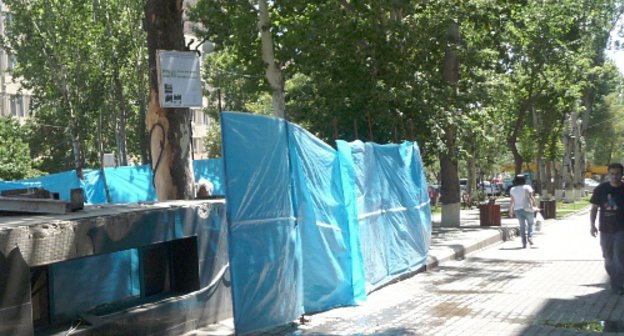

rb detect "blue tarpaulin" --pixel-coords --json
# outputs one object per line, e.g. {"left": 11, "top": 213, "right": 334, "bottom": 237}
{"left": 341, "top": 140, "right": 431, "bottom": 292}
{"left": 221, "top": 112, "right": 303, "bottom": 334}
{"left": 49, "top": 249, "right": 140, "bottom": 321}
{"left": 22, "top": 170, "right": 82, "bottom": 200}
{"left": 219, "top": 112, "right": 431, "bottom": 334}
{"left": 288, "top": 123, "right": 366, "bottom": 313}
{"left": 193, "top": 159, "right": 226, "bottom": 195}
{"left": 100, "top": 165, "right": 157, "bottom": 203}
{"left": 0, "top": 159, "right": 225, "bottom": 204}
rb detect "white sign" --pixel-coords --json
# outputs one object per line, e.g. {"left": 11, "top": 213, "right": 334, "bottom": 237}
{"left": 157, "top": 50, "right": 202, "bottom": 108}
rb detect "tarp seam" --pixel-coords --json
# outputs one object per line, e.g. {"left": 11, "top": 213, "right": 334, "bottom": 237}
{"left": 231, "top": 216, "right": 297, "bottom": 225}
{"left": 357, "top": 200, "right": 430, "bottom": 220}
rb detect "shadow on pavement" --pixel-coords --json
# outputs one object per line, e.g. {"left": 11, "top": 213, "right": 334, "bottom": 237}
{"left": 299, "top": 327, "right": 419, "bottom": 335}
{"left": 518, "top": 286, "right": 624, "bottom": 334}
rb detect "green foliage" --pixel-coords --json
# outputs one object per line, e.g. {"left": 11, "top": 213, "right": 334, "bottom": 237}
{"left": 0, "top": 0, "right": 619, "bottom": 179}
{"left": 586, "top": 66, "right": 624, "bottom": 164}
{"left": 1, "top": 0, "right": 148, "bottom": 172}
{"left": 188, "top": 0, "right": 623, "bottom": 174}
{"left": 0, "top": 118, "right": 41, "bottom": 180}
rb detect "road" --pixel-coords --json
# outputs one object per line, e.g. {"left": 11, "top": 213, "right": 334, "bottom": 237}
{"left": 276, "top": 209, "right": 622, "bottom": 336}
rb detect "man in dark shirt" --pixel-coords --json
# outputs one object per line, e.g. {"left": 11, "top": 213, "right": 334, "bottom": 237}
{"left": 590, "top": 162, "right": 624, "bottom": 294}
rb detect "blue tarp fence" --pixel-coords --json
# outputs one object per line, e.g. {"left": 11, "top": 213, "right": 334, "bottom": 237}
{"left": 0, "top": 112, "right": 430, "bottom": 335}
{"left": 221, "top": 112, "right": 431, "bottom": 334}
{"left": 0, "top": 159, "right": 225, "bottom": 204}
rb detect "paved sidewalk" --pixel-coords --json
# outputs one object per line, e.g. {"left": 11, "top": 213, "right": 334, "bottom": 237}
{"left": 276, "top": 207, "right": 603, "bottom": 336}
{"left": 185, "top": 199, "right": 540, "bottom": 336}
{"left": 426, "top": 203, "right": 520, "bottom": 271}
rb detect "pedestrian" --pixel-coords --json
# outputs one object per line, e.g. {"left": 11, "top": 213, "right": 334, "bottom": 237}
{"left": 508, "top": 174, "right": 537, "bottom": 248}
{"left": 590, "top": 162, "right": 624, "bottom": 294}
{"left": 461, "top": 192, "right": 472, "bottom": 210}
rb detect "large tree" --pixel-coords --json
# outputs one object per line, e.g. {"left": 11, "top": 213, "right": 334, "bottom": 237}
{"left": 2, "top": 0, "right": 149, "bottom": 174}
{"left": 144, "top": 0, "right": 195, "bottom": 200}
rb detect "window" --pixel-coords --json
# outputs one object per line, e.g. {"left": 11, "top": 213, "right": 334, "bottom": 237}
{"left": 9, "top": 94, "right": 23, "bottom": 117}
{"left": 23, "top": 95, "right": 30, "bottom": 117}
{"left": 193, "top": 138, "right": 203, "bottom": 154}
{"left": 1, "top": 12, "right": 13, "bottom": 34}
{"left": 192, "top": 109, "right": 208, "bottom": 125}
{"left": 7, "top": 54, "right": 15, "bottom": 71}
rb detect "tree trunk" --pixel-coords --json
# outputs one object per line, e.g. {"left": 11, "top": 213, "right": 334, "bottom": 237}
{"left": 561, "top": 112, "right": 576, "bottom": 202}
{"left": 366, "top": 112, "right": 374, "bottom": 141}
{"left": 466, "top": 140, "right": 476, "bottom": 197}
{"left": 98, "top": 109, "right": 112, "bottom": 203}
{"left": 60, "top": 72, "right": 84, "bottom": 175}
{"left": 545, "top": 160, "right": 553, "bottom": 197}
{"left": 144, "top": 0, "right": 195, "bottom": 200}
{"left": 509, "top": 70, "right": 542, "bottom": 175}
{"left": 573, "top": 117, "right": 584, "bottom": 200}
{"left": 509, "top": 104, "right": 527, "bottom": 175}
{"left": 113, "top": 73, "right": 129, "bottom": 166}
{"left": 531, "top": 105, "right": 544, "bottom": 196}
{"left": 258, "top": 0, "right": 285, "bottom": 119}
{"left": 439, "top": 21, "right": 460, "bottom": 227}
{"left": 105, "top": 9, "right": 128, "bottom": 167}
{"left": 137, "top": 55, "right": 149, "bottom": 165}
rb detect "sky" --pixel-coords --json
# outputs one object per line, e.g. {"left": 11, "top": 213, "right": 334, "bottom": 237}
{"left": 607, "top": 17, "right": 624, "bottom": 75}
{"left": 606, "top": 49, "right": 624, "bottom": 75}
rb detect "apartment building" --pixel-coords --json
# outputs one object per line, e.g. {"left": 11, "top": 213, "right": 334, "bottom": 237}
{"left": 185, "top": 0, "right": 215, "bottom": 160}
{"left": 0, "top": 1, "right": 31, "bottom": 121}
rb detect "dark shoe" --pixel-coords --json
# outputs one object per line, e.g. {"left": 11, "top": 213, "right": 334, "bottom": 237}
{"left": 528, "top": 238, "right": 534, "bottom": 245}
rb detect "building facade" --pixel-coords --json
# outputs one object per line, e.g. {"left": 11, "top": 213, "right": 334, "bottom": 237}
{"left": 0, "top": 1, "right": 31, "bottom": 122}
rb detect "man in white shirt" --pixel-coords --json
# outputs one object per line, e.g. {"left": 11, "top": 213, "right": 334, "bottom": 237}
{"left": 508, "top": 174, "right": 537, "bottom": 248}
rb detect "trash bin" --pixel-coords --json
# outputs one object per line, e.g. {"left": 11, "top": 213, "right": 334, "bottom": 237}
{"left": 540, "top": 200, "right": 556, "bottom": 219}
{"left": 479, "top": 203, "right": 501, "bottom": 226}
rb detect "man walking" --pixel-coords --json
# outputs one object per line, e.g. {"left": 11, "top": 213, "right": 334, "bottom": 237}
{"left": 509, "top": 174, "right": 537, "bottom": 248}
{"left": 590, "top": 162, "right": 624, "bottom": 294}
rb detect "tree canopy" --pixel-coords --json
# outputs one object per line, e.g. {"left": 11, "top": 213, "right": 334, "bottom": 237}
{"left": 1, "top": 0, "right": 148, "bottom": 174}
{"left": 0, "top": 0, "right": 621, "bottom": 203}
{"left": 0, "top": 117, "right": 40, "bottom": 180}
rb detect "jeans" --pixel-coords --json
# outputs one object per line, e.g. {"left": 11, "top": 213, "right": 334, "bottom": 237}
{"left": 514, "top": 209, "right": 534, "bottom": 247}
{"left": 600, "top": 231, "right": 624, "bottom": 291}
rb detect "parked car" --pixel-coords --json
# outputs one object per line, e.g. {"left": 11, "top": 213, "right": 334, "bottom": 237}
{"left": 481, "top": 181, "right": 500, "bottom": 196}
{"left": 584, "top": 178, "right": 599, "bottom": 193}
{"left": 459, "top": 178, "right": 468, "bottom": 193}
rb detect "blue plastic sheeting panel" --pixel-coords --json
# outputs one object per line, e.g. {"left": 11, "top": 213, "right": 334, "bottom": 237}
{"left": 21, "top": 170, "right": 82, "bottom": 200}
{"left": 288, "top": 123, "right": 366, "bottom": 313}
{"left": 104, "top": 165, "right": 158, "bottom": 203}
{"left": 221, "top": 112, "right": 303, "bottom": 335}
{"left": 340, "top": 140, "right": 431, "bottom": 292}
{"left": 1, "top": 159, "right": 225, "bottom": 205}
{"left": 50, "top": 249, "right": 140, "bottom": 321}
{"left": 0, "top": 181, "right": 42, "bottom": 191}
{"left": 82, "top": 169, "right": 107, "bottom": 204}
{"left": 193, "top": 159, "right": 225, "bottom": 195}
